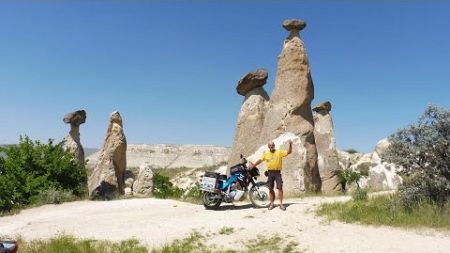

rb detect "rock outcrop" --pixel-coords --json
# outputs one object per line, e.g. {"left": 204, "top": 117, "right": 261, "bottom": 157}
{"left": 313, "top": 101, "right": 341, "bottom": 192}
{"left": 63, "top": 110, "right": 86, "bottom": 165}
{"left": 228, "top": 69, "right": 270, "bottom": 167}
{"left": 337, "top": 139, "right": 402, "bottom": 191}
{"left": 87, "top": 144, "right": 229, "bottom": 169}
{"left": 258, "top": 19, "right": 321, "bottom": 192}
{"left": 132, "top": 163, "right": 154, "bottom": 197}
{"left": 88, "top": 111, "right": 127, "bottom": 199}
{"left": 248, "top": 132, "right": 306, "bottom": 192}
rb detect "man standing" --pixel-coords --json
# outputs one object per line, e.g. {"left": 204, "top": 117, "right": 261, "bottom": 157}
{"left": 249, "top": 140, "right": 292, "bottom": 210}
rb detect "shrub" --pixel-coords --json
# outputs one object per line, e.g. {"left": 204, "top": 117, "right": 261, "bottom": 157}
{"left": 152, "top": 173, "right": 184, "bottom": 199}
{"left": 344, "top": 148, "right": 359, "bottom": 154}
{"left": 0, "top": 136, "right": 87, "bottom": 212}
{"left": 337, "top": 168, "right": 367, "bottom": 192}
{"left": 383, "top": 105, "right": 450, "bottom": 206}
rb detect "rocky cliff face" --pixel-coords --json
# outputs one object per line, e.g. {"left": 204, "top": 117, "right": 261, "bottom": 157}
{"left": 87, "top": 144, "right": 230, "bottom": 169}
{"left": 88, "top": 111, "right": 127, "bottom": 200}
{"left": 228, "top": 69, "right": 270, "bottom": 167}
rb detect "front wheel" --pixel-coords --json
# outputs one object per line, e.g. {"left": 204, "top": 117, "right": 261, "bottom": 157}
{"left": 249, "top": 183, "right": 271, "bottom": 208}
{"left": 201, "top": 191, "right": 222, "bottom": 210}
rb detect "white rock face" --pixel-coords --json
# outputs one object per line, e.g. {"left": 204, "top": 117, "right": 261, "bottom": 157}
{"left": 87, "top": 144, "right": 230, "bottom": 169}
{"left": 132, "top": 163, "right": 154, "bottom": 196}
{"left": 337, "top": 139, "right": 402, "bottom": 191}
{"left": 171, "top": 165, "right": 228, "bottom": 189}
{"left": 247, "top": 132, "right": 306, "bottom": 193}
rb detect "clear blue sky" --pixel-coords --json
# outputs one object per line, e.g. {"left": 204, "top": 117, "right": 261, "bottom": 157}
{"left": 1, "top": 1, "right": 449, "bottom": 153}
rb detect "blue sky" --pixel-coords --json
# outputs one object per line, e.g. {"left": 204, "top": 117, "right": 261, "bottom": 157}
{"left": 0, "top": 1, "right": 449, "bottom": 153}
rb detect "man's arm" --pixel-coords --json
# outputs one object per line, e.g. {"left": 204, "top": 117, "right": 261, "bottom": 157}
{"left": 248, "top": 159, "right": 263, "bottom": 169}
{"left": 287, "top": 140, "right": 293, "bottom": 155}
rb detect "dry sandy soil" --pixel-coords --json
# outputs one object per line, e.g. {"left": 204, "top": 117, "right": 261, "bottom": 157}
{"left": 1, "top": 195, "right": 449, "bottom": 253}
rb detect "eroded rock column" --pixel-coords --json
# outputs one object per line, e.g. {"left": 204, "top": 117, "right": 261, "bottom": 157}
{"left": 63, "top": 110, "right": 86, "bottom": 166}
{"left": 259, "top": 19, "right": 321, "bottom": 192}
{"left": 88, "top": 111, "right": 127, "bottom": 199}
{"left": 228, "top": 69, "right": 270, "bottom": 167}
{"left": 313, "top": 101, "right": 341, "bottom": 192}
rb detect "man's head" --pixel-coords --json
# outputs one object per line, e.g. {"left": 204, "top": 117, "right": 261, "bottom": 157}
{"left": 268, "top": 141, "right": 275, "bottom": 152}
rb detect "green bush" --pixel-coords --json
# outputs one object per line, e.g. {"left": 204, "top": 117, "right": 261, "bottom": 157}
{"left": 383, "top": 105, "right": 450, "bottom": 207}
{"left": 152, "top": 173, "right": 184, "bottom": 199}
{"left": 337, "top": 169, "right": 367, "bottom": 192}
{"left": 0, "top": 136, "right": 87, "bottom": 212}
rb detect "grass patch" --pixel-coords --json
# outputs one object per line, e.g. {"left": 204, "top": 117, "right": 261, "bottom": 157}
{"left": 317, "top": 194, "right": 450, "bottom": 229}
{"left": 13, "top": 232, "right": 302, "bottom": 253}
{"left": 17, "top": 235, "right": 147, "bottom": 253}
{"left": 218, "top": 227, "right": 234, "bottom": 235}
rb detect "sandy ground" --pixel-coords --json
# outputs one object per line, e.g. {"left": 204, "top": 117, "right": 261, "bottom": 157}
{"left": 0, "top": 195, "right": 449, "bottom": 253}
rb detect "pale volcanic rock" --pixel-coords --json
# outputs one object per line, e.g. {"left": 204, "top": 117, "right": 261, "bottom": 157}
{"left": 258, "top": 19, "right": 321, "bottom": 193}
{"left": 313, "top": 101, "right": 341, "bottom": 192}
{"left": 88, "top": 111, "right": 127, "bottom": 200}
{"left": 87, "top": 144, "right": 230, "bottom": 169}
{"left": 132, "top": 163, "right": 154, "bottom": 197}
{"left": 229, "top": 69, "right": 270, "bottom": 168}
{"left": 63, "top": 110, "right": 86, "bottom": 165}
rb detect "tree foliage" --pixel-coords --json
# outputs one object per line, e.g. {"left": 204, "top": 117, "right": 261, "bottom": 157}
{"left": 383, "top": 105, "right": 450, "bottom": 206}
{"left": 0, "top": 136, "right": 87, "bottom": 212}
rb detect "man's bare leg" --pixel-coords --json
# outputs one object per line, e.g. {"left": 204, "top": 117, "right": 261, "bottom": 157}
{"left": 279, "top": 189, "right": 285, "bottom": 210}
{"left": 269, "top": 189, "right": 275, "bottom": 208}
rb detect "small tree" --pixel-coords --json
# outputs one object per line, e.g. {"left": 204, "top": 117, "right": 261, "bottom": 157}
{"left": 383, "top": 105, "right": 450, "bottom": 206}
{"left": 0, "top": 136, "right": 87, "bottom": 211}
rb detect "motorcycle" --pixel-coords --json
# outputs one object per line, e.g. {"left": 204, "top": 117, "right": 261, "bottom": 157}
{"left": 0, "top": 241, "right": 18, "bottom": 253}
{"left": 199, "top": 155, "right": 271, "bottom": 209}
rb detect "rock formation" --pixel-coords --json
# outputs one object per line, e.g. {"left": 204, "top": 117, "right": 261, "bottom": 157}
{"left": 63, "top": 110, "right": 86, "bottom": 165}
{"left": 86, "top": 144, "right": 230, "bottom": 169}
{"left": 258, "top": 19, "right": 321, "bottom": 192}
{"left": 313, "top": 101, "right": 341, "bottom": 192}
{"left": 337, "top": 139, "right": 403, "bottom": 191}
{"left": 228, "top": 69, "right": 270, "bottom": 167}
{"left": 88, "top": 111, "right": 127, "bottom": 199}
{"left": 132, "top": 163, "right": 154, "bottom": 196}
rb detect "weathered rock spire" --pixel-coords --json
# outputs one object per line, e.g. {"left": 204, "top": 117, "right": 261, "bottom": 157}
{"left": 63, "top": 110, "right": 86, "bottom": 166}
{"left": 228, "top": 69, "right": 270, "bottom": 167}
{"left": 258, "top": 19, "right": 321, "bottom": 192}
{"left": 313, "top": 101, "right": 341, "bottom": 192}
{"left": 88, "top": 111, "right": 127, "bottom": 200}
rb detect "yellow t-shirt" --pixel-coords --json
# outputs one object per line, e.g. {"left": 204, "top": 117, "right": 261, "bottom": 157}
{"left": 261, "top": 149, "right": 288, "bottom": 171}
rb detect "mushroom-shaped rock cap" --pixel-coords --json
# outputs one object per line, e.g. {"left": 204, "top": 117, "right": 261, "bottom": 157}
{"left": 63, "top": 110, "right": 86, "bottom": 126}
{"left": 283, "top": 19, "right": 306, "bottom": 32}
{"left": 236, "top": 69, "right": 268, "bottom": 96}
{"left": 313, "top": 101, "right": 332, "bottom": 113}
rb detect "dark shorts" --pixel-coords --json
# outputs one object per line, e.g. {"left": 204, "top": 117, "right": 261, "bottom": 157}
{"left": 267, "top": 171, "right": 283, "bottom": 190}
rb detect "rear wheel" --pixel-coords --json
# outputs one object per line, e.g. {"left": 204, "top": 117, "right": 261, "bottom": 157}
{"left": 201, "top": 191, "right": 222, "bottom": 210}
{"left": 249, "top": 183, "right": 271, "bottom": 208}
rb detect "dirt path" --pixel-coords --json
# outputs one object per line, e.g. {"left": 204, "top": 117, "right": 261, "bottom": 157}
{"left": 1, "top": 195, "right": 449, "bottom": 253}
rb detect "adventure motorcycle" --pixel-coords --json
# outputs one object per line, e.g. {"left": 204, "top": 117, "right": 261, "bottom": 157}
{"left": 199, "top": 155, "right": 271, "bottom": 209}
{"left": 0, "top": 241, "right": 18, "bottom": 253}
